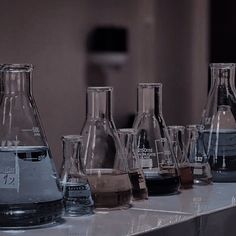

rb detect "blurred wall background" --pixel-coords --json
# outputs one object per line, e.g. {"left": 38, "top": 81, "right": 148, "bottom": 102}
{"left": 0, "top": 0, "right": 209, "bottom": 169}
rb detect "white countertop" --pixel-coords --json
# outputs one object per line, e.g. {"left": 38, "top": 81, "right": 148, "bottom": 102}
{"left": 1, "top": 183, "right": 236, "bottom": 236}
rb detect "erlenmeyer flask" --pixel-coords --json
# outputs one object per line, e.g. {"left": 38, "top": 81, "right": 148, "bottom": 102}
{"left": 81, "top": 87, "right": 132, "bottom": 209}
{"left": 201, "top": 63, "right": 236, "bottom": 182}
{"left": 60, "top": 135, "right": 94, "bottom": 216}
{"left": 186, "top": 125, "right": 212, "bottom": 185}
{"left": 133, "top": 83, "right": 180, "bottom": 195}
{"left": 0, "top": 64, "right": 63, "bottom": 228}
{"left": 168, "top": 126, "right": 193, "bottom": 189}
{"left": 118, "top": 128, "right": 148, "bottom": 201}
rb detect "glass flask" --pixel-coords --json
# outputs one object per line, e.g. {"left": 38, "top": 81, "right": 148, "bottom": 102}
{"left": 118, "top": 128, "right": 148, "bottom": 201}
{"left": 0, "top": 64, "right": 63, "bottom": 228}
{"left": 168, "top": 126, "right": 193, "bottom": 189}
{"left": 81, "top": 87, "right": 132, "bottom": 209}
{"left": 201, "top": 63, "right": 236, "bottom": 182}
{"left": 60, "top": 135, "right": 94, "bottom": 216}
{"left": 186, "top": 125, "right": 212, "bottom": 185}
{"left": 133, "top": 83, "right": 180, "bottom": 195}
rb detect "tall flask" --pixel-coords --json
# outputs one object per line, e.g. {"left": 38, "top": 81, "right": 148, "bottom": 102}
{"left": 81, "top": 87, "right": 132, "bottom": 209}
{"left": 133, "top": 83, "right": 180, "bottom": 195}
{"left": 201, "top": 63, "right": 236, "bottom": 182}
{"left": 0, "top": 64, "right": 63, "bottom": 228}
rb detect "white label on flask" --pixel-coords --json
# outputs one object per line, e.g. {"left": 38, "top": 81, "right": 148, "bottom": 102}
{"left": 193, "top": 167, "right": 203, "bottom": 175}
{"left": 141, "top": 158, "right": 153, "bottom": 168}
{"left": 0, "top": 152, "right": 19, "bottom": 190}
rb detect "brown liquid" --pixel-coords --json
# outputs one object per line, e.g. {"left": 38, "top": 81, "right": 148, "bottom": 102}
{"left": 179, "top": 165, "right": 194, "bottom": 189}
{"left": 87, "top": 169, "right": 132, "bottom": 209}
{"left": 129, "top": 170, "right": 148, "bottom": 201}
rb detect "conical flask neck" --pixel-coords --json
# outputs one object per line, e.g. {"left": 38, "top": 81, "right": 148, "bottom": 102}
{"left": 0, "top": 64, "right": 32, "bottom": 95}
{"left": 62, "top": 135, "right": 86, "bottom": 178}
{"left": 137, "top": 83, "right": 162, "bottom": 115}
{"left": 86, "top": 87, "right": 112, "bottom": 119}
{"left": 210, "top": 63, "right": 236, "bottom": 106}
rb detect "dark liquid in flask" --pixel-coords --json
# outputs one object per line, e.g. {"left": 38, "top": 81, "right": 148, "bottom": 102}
{"left": 204, "top": 130, "right": 236, "bottom": 182}
{"left": 209, "top": 155, "right": 236, "bottom": 182}
{"left": 129, "top": 170, "right": 148, "bottom": 201}
{"left": 144, "top": 172, "right": 180, "bottom": 195}
{"left": 0, "top": 147, "right": 63, "bottom": 228}
{"left": 179, "top": 165, "right": 193, "bottom": 189}
{"left": 87, "top": 170, "right": 132, "bottom": 209}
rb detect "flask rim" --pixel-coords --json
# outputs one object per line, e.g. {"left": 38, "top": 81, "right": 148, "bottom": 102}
{"left": 62, "top": 135, "right": 83, "bottom": 143}
{"left": 168, "top": 125, "right": 185, "bottom": 131}
{"left": 138, "top": 82, "right": 162, "bottom": 88}
{"left": 87, "top": 86, "right": 113, "bottom": 92}
{"left": 0, "top": 64, "right": 33, "bottom": 73}
{"left": 118, "top": 128, "right": 137, "bottom": 135}
{"left": 186, "top": 124, "right": 204, "bottom": 131}
{"left": 210, "top": 63, "right": 235, "bottom": 69}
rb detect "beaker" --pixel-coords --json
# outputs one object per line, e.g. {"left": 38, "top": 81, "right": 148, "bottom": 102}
{"left": 168, "top": 126, "right": 193, "bottom": 189}
{"left": 60, "top": 135, "right": 94, "bottom": 216}
{"left": 118, "top": 128, "right": 148, "bottom": 201}
{"left": 133, "top": 83, "right": 180, "bottom": 195}
{"left": 186, "top": 125, "right": 212, "bottom": 185}
{"left": 201, "top": 63, "right": 236, "bottom": 182}
{"left": 81, "top": 87, "right": 132, "bottom": 209}
{"left": 0, "top": 64, "right": 63, "bottom": 228}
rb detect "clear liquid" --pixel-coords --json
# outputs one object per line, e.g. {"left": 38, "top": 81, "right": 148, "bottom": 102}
{"left": 0, "top": 146, "right": 63, "bottom": 228}
{"left": 87, "top": 169, "right": 132, "bottom": 209}
{"left": 203, "top": 130, "right": 236, "bottom": 182}
{"left": 63, "top": 182, "right": 94, "bottom": 216}
{"left": 129, "top": 169, "right": 148, "bottom": 201}
{"left": 190, "top": 163, "right": 212, "bottom": 185}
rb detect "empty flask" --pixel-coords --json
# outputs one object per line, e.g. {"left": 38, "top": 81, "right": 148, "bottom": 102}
{"left": 81, "top": 87, "right": 132, "bottom": 209}
{"left": 60, "top": 135, "right": 94, "bottom": 216}
{"left": 133, "top": 83, "right": 180, "bottom": 195}
{"left": 0, "top": 64, "right": 63, "bottom": 228}
{"left": 168, "top": 126, "right": 193, "bottom": 189}
{"left": 118, "top": 128, "right": 148, "bottom": 201}
{"left": 201, "top": 63, "right": 236, "bottom": 182}
{"left": 186, "top": 125, "right": 212, "bottom": 185}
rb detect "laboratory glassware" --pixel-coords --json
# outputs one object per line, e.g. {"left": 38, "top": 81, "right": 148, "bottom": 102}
{"left": 60, "top": 135, "right": 94, "bottom": 216}
{"left": 201, "top": 63, "right": 236, "bottom": 182}
{"left": 186, "top": 125, "right": 212, "bottom": 185}
{"left": 118, "top": 128, "right": 148, "bottom": 201}
{"left": 133, "top": 83, "right": 180, "bottom": 195}
{"left": 168, "top": 126, "right": 193, "bottom": 189}
{"left": 0, "top": 64, "right": 63, "bottom": 228}
{"left": 81, "top": 87, "right": 132, "bottom": 209}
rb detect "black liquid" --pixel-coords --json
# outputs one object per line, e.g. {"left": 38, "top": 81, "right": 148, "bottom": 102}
{"left": 0, "top": 199, "right": 63, "bottom": 228}
{"left": 145, "top": 174, "right": 180, "bottom": 195}
{"left": 209, "top": 155, "right": 236, "bottom": 182}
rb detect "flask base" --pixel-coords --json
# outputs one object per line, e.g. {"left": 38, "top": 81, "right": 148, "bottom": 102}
{"left": 0, "top": 199, "right": 63, "bottom": 229}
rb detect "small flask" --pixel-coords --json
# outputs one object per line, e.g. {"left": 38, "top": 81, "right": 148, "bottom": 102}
{"left": 186, "top": 125, "right": 212, "bottom": 185}
{"left": 60, "top": 135, "right": 94, "bottom": 216}
{"left": 118, "top": 128, "right": 148, "bottom": 201}
{"left": 81, "top": 87, "right": 132, "bottom": 209}
{"left": 133, "top": 83, "right": 180, "bottom": 195}
{"left": 201, "top": 63, "right": 236, "bottom": 182}
{"left": 168, "top": 126, "right": 193, "bottom": 189}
